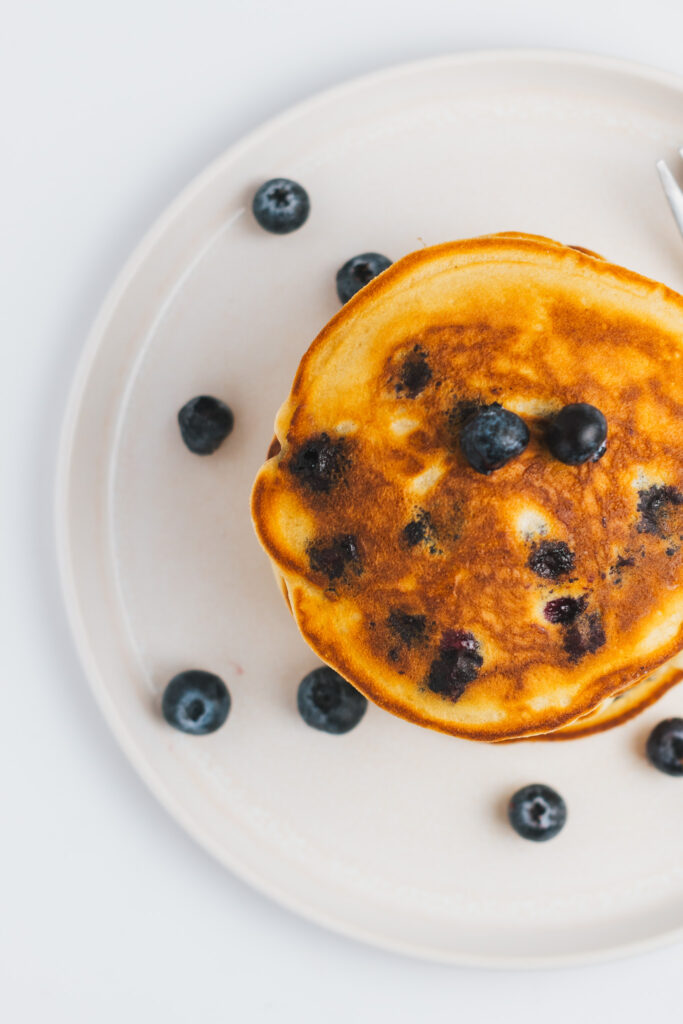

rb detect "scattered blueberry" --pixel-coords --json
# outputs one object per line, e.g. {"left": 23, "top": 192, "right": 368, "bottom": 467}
{"left": 308, "top": 534, "right": 361, "bottom": 581}
{"left": 402, "top": 509, "right": 437, "bottom": 550}
{"left": 427, "top": 631, "right": 483, "bottom": 700}
{"left": 562, "top": 612, "right": 606, "bottom": 662}
{"left": 637, "top": 484, "right": 683, "bottom": 538}
{"left": 547, "top": 403, "right": 607, "bottom": 465}
{"left": 508, "top": 784, "right": 567, "bottom": 842}
{"left": 396, "top": 346, "right": 432, "bottom": 398}
{"left": 646, "top": 718, "right": 683, "bottom": 776}
{"left": 177, "top": 396, "right": 234, "bottom": 455}
{"left": 387, "top": 609, "right": 427, "bottom": 648}
{"left": 528, "top": 540, "right": 575, "bottom": 580}
{"left": 252, "top": 178, "right": 310, "bottom": 234}
{"left": 403, "top": 520, "right": 425, "bottom": 546}
{"left": 162, "top": 670, "right": 231, "bottom": 735}
{"left": 460, "top": 403, "right": 529, "bottom": 474}
{"left": 297, "top": 666, "right": 367, "bottom": 734}
{"left": 403, "top": 520, "right": 424, "bottom": 546}
{"left": 336, "top": 252, "right": 392, "bottom": 303}
{"left": 289, "top": 433, "right": 348, "bottom": 493}
{"left": 543, "top": 595, "right": 586, "bottom": 625}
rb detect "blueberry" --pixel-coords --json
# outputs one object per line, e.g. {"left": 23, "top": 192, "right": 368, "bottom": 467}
{"left": 396, "top": 347, "right": 432, "bottom": 398}
{"left": 289, "top": 434, "right": 348, "bottom": 493}
{"left": 562, "top": 611, "right": 605, "bottom": 662}
{"left": 637, "top": 485, "right": 683, "bottom": 538}
{"left": 307, "top": 534, "right": 361, "bottom": 582}
{"left": 460, "top": 403, "right": 529, "bottom": 474}
{"left": 162, "top": 670, "right": 231, "bottom": 735}
{"left": 252, "top": 178, "right": 310, "bottom": 234}
{"left": 336, "top": 252, "right": 392, "bottom": 303}
{"left": 508, "top": 784, "right": 567, "bottom": 842}
{"left": 528, "top": 540, "right": 575, "bottom": 580}
{"left": 427, "top": 631, "right": 483, "bottom": 700}
{"left": 387, "top": 609, "right": 427, "bottom": 648}
{"left": 297, "top": 666, "right": 367, "bottom": 734}
{"left": 646, "top": 718, "right": 683, "bottom": 776}
{"left": 178, "top": 396, "right": 234, "bottom": 455}
{"left": 402, "top": 509, "right": 436, "bottom": 549}
{"left": 547, "top": 403, "right": 607, "bottom": 465}
{"left": 403, "top": 519, "right": 426, "bottom": 546}
{"left": 543, "top": 595, "right": 586, "bottom": 624}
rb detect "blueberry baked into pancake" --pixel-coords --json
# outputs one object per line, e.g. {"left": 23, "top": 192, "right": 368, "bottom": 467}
{"left": 269, "top": 565, "right": 683, "bottom": 741}
{"left": 251, "top": 233, "right": 683, "bottom": 741}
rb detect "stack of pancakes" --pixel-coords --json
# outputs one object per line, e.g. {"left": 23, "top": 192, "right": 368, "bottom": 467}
{"left": 251, "top": 234, "right": 683, "bottom": 741}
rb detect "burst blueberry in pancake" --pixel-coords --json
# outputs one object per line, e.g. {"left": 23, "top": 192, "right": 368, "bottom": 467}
{"left": 252, "top": 233, "right": 683, "bottom": 740}
{"left": 274, "top": 565, "right": 683, "bottom": 740}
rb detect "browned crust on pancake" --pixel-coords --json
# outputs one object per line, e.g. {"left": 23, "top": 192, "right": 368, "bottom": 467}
{"left": 276, "top": 566, "right": 683, "bottom": 740}
{"left": 277, "top": 586, "right": 680, "bottom": 740}
{"left": 521, "top": 656, "right": 683, "bottom": 740}
{"left": 252, "top": 234, "right": 683, "bottom": 740}
{"left": 537, "top": 666, "right": 683, "bottom": 739}
{"left": 568, "top": 245, "right": 604, "bottom": 260}
{"left": 281, "top": 234, "right": 678, "bottom": 410}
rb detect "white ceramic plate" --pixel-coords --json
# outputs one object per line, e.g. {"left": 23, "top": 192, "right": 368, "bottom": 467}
{"left": 57, "top": 50, "right": 683, "bottom": 967}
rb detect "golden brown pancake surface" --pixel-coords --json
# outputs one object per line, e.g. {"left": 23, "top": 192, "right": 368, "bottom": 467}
{"left": 527, "top": 651, "right": 683, "bottom": 740}
{"left": 252, "top": 234, "right": 683, "bottom": 740}
{"left": 273, "top": 564, "right": 683, "bottom": 741}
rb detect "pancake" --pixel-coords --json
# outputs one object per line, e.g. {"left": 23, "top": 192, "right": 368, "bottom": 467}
{"left": 537, "top": 652, "right": 683, "bottom": 739}
{"left": 273, "top": 562, "right": 683, "bottom": 740}
{"left": 251, "top": 233, "right": 683, "bottom": 740}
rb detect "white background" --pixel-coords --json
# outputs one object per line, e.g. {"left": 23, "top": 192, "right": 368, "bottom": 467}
{"left": 4, "top": 1, "right": 683, "bottom": 1020}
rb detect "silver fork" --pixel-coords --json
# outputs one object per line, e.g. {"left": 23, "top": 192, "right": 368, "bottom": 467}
{"left": 657, "top": 150, "right": 683, "bottom": 238}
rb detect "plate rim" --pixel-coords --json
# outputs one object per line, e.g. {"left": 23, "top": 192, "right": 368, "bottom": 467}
{"left": 56, "top": 47, "right": 683, "bottom": 969}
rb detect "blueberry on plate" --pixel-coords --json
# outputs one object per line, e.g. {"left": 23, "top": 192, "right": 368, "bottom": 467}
{"left": 646, "top": 718, "right": 683, "bottom": 776}
{"left": 508, "top": 783, "right": 567, "bottom": 841}
{"left": 162, "top": 670, "right": 231, "bottom": 735}
{"left": 178, "top": 395, "right": 234, "bottom": 455}
{"left": 336, "top": 252, "right": 392, "bottom": 303}
{"left": 252, "top": 178, "right": 310, "bottom": 234}
{"left": 297, "top": 666, "right": 367, "bottom": 734}
{"left": 547, "top": 403, "right": 607, "bottom": 465}
{"left": 460, "top": 403, "right": 529, "bottom": 474}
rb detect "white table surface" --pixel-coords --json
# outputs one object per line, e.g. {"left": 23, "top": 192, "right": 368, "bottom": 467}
{"left": 4, "top": 1, "right": 683, "bottom": 1020}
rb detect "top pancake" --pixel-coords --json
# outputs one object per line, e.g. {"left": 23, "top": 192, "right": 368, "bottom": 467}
{"left": 251, "top": 233, "right": 683, "bottom": 740}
